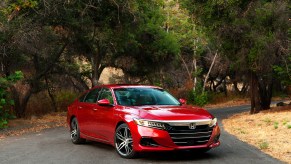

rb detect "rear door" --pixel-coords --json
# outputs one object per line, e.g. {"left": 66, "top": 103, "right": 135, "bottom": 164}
{"left": 77, "top": 88, "right": 101, "bottom": 136}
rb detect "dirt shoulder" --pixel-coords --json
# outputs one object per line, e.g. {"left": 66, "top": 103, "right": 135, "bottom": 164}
{"left": 223, "top": 106, "right": 291, "bottom": 163}
{"left": 0, "top": 112, "right": 67, "bottom": 140}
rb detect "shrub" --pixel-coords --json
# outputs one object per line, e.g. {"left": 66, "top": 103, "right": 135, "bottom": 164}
{"left": 259, "top": 141, "right": 269, "bottom": 149}
{"left": 0, "top": 71, "right": 23, "bottom": 129}
{"left": 273, "top": 122, "right": 279, "bottom": 129}
{"left": 55, "top": 90, "right": 79, "bottom": 111}
{"left": 188, "top": 90, "right": 208, "bottom": 107}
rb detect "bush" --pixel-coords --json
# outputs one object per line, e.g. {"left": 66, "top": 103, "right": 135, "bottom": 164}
{"left": 55, "top": 90, "right": 79, "bottom": 111}
{"left": 188, "top": 90, "right": 209, "bottom": 107}
{"left": 0, "top": 71, "right": 23, "bottom": 129}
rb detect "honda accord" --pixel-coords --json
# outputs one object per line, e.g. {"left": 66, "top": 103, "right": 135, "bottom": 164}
{"left": 67, "top": 84, "right": 220, "bottom": 158}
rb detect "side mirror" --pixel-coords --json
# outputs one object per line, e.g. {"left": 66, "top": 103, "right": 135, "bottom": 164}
{"left": 97, "top": 99, "right": 111, "bottom": 106}
{"left": 179, "top": 98, "right": 187, "bottom": 105}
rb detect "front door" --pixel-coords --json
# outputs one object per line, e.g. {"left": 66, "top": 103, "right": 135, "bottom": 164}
{"left": 91, "top": 88, "right": 115, "bottom": 142}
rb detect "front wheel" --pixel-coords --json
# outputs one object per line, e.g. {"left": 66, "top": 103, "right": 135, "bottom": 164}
{"left": 70, "top": 117, "right": 85, "bottom": 144}
{"left": 114, "top": 123, "right": 138, "bottom": 158}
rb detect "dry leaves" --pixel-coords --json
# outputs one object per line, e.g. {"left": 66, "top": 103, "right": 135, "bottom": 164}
{"left": 223, "top": 106, "right": 291, "bottom": 164}
{"left": 0, "top": 112, "right": 67, "bottom": 140}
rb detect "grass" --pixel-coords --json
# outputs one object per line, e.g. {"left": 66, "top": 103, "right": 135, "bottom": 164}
{"left": 273, "top": 122, "right": 279, "bottom": 129}
{"left": 259, "top": 141, "right": 269, "bottom": 150}
{"left": 263, "top": 118, "right": 272, "bottom": 125}
{"left": 223, "top": 106, "right": 291, "bottom": 163}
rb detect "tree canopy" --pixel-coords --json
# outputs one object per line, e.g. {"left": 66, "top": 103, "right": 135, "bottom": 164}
{"left": 0, "top": 0, "right": 290, "bottom": 120}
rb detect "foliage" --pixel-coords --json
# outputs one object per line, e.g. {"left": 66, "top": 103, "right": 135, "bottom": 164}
{"left": 0, "top": 0, "right": 180, "bottom": 117}
{"left": 187, "top": 82, "right": 208, "bottom": 107}
{"left": 273, "top": 121, "right": 278, "bottom": 129}
{"left": 0, "top": 0, "right": 290, "bottom": 118}
{"left": 0, "top": 71, "right": 23, "bottom": 128}
{"left": 181, "top": 0, "right": 289, "bottom": 113}
{"left": 273, "top": 54, "right": 291, "bottom": 85}
{"left": 259, "top": 141, "right": 269, "bottom": 150}
{"left": 55, "top": 90, "right": 79, "bottom": 112}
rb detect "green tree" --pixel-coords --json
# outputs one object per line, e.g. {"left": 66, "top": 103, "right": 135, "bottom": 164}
{"left": 181, "top": 0, "right": 289, "bottom": 113}
{"left": 0, "top": 71, "right": 23, "bottom": 128}
{"left": 0, "top": 0, "right": 180, "bottom": 117}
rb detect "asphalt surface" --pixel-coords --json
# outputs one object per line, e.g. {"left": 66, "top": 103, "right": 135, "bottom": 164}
{"left": 0, "top": 105, "right": 283, "bottom": 164}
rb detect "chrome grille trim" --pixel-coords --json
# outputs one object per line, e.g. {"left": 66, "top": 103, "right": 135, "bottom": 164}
{"left": 171, "top": 135, "right": 211, "bottom": 139}
{"left": 167, "top": 125, "right": 213, "bottom": 146}
{"left": 133, "top": 119, "right": 212, "bottom": 126}
{"left": 169, "top": 130, "right": 213, "bottom": 135}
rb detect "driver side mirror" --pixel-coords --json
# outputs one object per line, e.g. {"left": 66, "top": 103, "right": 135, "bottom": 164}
{"left": 179, "top": 98, "right": 187, "bottom": 105}
{"left": 97, "top": 99, "right": 111, "bottom": 106}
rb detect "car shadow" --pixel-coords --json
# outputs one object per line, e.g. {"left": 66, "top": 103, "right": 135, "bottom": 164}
{"left": 84, "top": 140, "right": 115, "bottom": 151}
{"left": 85, "top": 140, "right": 219, "bottom": 162}
{"left": 139, "top": 150, "right": 219, "bottom": 162}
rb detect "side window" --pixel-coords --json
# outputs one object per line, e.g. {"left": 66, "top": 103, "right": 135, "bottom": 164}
{"left": 98, "top": 88, "right": 114, "bottom": 104}
{"left": 79, "top": 93, "right": 87, "bottom": 102}
{"left": 84, "top": 88, "right": 101, "bottom": 103}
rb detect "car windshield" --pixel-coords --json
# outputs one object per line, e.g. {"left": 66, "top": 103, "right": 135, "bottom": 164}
{"left": 114, "top": 88, "right": 180, "bottom": 106}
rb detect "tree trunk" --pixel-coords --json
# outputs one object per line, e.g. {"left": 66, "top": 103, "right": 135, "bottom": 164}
{"left": 90, "top": 48, "right": 106, "bottom": 87}
{"left": 193, "top": 57, "right": 197, "bottom": 91}
{"left": 11, "top": 86, "right": 32, "bottom": 118}
{"left": 223, "top": 79, "right": 227, "bottom": 96}
{"left": 259, "top": 78, "right": 273, "bottom": 110}
{"left": 203, "top": 51, "right": 218, "bottom": 92}
{"left": 250, "top": 71, "right": 261, "bottom": 114}
{"left": 91, "top": 54, "right": 99, "bottom": 87}
{"left": 45, "top": 76, "right": 58, "bottom": 112}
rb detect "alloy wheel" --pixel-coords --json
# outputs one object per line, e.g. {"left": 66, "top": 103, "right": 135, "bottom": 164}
{"left": 70, "top": 119, "right": 78, "bottom": 141}
{"left": 70, "top": 118, "right": 85, "bottom": 144}
{"left": 115, "top": 124, "right": 134, "bottom": 157}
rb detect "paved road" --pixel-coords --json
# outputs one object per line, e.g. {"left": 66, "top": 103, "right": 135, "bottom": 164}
{"left": 0, "top": 105, "right": 282, "bottom": 164}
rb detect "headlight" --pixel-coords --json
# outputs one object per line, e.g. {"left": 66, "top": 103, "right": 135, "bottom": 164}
{"left": 209, "top": 118, "right": 217, "bottom": 127}
{"left": 133, "top": 118, "right": 166, "bottom": 130}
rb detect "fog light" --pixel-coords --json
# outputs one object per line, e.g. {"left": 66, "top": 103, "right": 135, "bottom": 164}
{"left": 214, "top": 134, "right": 220, "bottom": 143}
{"left": 140, "top": 138, "right": 159, "bottom": 147}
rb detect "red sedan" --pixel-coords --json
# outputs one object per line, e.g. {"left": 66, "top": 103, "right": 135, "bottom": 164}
{"left": 67, "top": 84, "right": 220, "bottom": 158}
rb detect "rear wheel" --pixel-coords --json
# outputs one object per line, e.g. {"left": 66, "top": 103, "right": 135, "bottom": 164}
{"left": 70, "top": 117, "right": 85, "bottom": 144}
{"left": 114, "top": 123, "right": 137, "bottom": 158}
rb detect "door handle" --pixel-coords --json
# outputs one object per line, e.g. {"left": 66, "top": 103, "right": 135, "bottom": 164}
{"left": 93, "top": 108, "right": 98, "bottom": 111}
{"left": 78, "top": 106, "right": 83, "bottom": 109}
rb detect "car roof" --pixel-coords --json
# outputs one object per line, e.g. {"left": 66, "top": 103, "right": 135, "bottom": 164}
{"left": 92, "top": 84, "right": 162, "bottom": 90}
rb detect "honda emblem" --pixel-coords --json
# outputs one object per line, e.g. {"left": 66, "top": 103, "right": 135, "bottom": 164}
{"left": 189, "top": 123, "right": 196, "bottom": 129}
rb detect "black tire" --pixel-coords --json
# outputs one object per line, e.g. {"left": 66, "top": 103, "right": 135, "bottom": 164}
{"left": 114, "top": 123, "right": 138, "bottom": 158}
{"left": 70, "top": 117, "right": 85, "bottom": 144}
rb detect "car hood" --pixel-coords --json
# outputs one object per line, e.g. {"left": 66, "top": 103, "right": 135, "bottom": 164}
{"left": 123, "top": 105, "right": 213, "bottom": 121}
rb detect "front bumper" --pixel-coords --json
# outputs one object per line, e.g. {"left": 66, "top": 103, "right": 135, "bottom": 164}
{"left": 128, "top": 122, "right": 220, "bottom": 152}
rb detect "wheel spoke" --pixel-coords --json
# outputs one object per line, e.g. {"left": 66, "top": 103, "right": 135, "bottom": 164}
{"left": 71, "top": 130, "right": 77, "bottom": 137}
{"left": 123, "top": 128, "right": 128, "bottom": 138}
{"left": 71, "top": 121, "right": 78, "bottom": 140}
{"left": 125, "top": 145, "right": 130, "bottom": 154}
{"left": 116, "top": 132, "right": 125, "bottom": 141}
{"left": 117, "top": 141, "right": 126, "bottom": 151}
{"left": 127, "top": 138, "right": 133, "bottom": 144}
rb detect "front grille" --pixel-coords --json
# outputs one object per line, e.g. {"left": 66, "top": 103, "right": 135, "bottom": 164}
{"left": 167, "top": 125, "right": 213, "bottom": 146}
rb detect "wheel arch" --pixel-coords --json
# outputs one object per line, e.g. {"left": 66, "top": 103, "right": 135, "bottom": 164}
{"left": 69, "top": 115, "right": 76, "bottom": 129}
{"left": 115, "top": 121, "right": 126, "bottom": 130}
